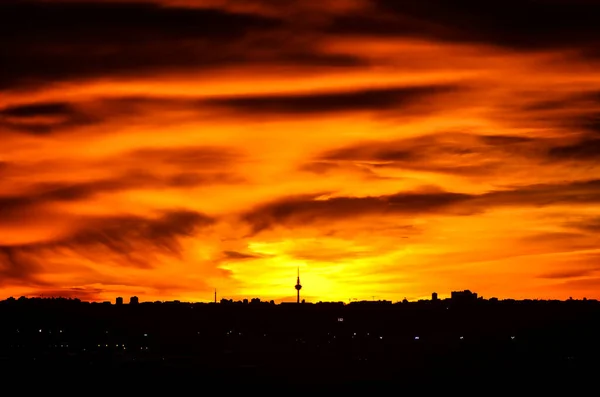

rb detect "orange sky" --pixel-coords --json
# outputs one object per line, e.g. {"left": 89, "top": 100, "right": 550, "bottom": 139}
{"left": 2, "top": 0, "right": 600, "bottom": 302}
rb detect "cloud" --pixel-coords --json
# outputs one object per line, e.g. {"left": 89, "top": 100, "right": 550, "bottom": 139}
{"left": 0, "top": 145, "right": 241, "bottom": 222}
{"left": 0, "top": 102, "right": 75, "bottom": 118}
{"left": 6, "top": 210, "right": 214, "bottom": 255}
{"left": 31, "top": 85, "right": 456, "bottom": 129}
{"left": 539, "top": 269, "right": 597, "bottom": 280}
{"left": 222, "top": 251, "right": 262, "bottom": 260}
{"left": 167, "top": 172, "right": 244, "bottom": 187}
{"left": 548, "top": 138, "right": 600, "bottom": 160}
{"left": 564, "top": 217, "right": 600, "bottom": 233}
{"left": 315, "top": 132, "right": 541, "bottom": 176}
{"left": 0, "top": 247, "right": 48, "bottom": 287}
{"left": 0, "top": 85, "right": 453, "bottom": 136}
{"left": 0, "top": 1, "right": 365, "bottom": 88}
{"left": 241, "top": 179, "right": 600, "bottom": 233}
{"left": 0, "top": 209, "right": 214, "bottom": 288}
{"left": 559, "top": 277, "right": 600, "bottom": 291}
{"left": 66, "top": 210, "right": 213, "bottom": 255}
{"left": 204, "top": 85, "right": 457, "bottom": 115}
{"left": 0, "top": 178, "right": 147, "bottom": 223}
{"left": 329, "top": 0, "right": 600, "bottom": 53}
{"left": 0, "top": 180, "right": 124, "bottom": 223}
{"left": 0, "top": 101, "right": 96, "bottom": 134}
{"left": 582, "top": 113, "right": 600, "bottom": 134}
{"left": 479, "top": 135, "right": 536, "bottom": 146}
{"left": 25, "top": 287, "right": 106, "bottom": 300}
{"left": 241, "top": 190, "right": 472, "bottom": 233}
{"left": 477, "top": 179, "right": 600, "bottom": 207}
{"left": 126, "top": 146, "right": 240, "bottom": 168}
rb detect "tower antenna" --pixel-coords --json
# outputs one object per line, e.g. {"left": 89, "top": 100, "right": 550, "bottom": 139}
{"left": 295, "top": 266, "right": 302, "bottom": 303}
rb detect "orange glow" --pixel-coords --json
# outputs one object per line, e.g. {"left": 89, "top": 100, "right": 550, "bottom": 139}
{"left": 2, "top": 0, "right": 600, "bottom": 302}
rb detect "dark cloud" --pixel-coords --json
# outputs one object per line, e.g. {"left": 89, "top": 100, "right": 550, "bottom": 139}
{"left": 580, "top": 114, "right": 600, "bottom": 135}
{"left": 298, "top": 161, "right": 394, "bottom": 181}
{"left": 322, "top": 144, "right": 414, "bottom": 163}
{"left": 242, "top": 191, "right": 472, "bottom": 233}
{"left": 2, "top": 87, "right": 453, "bottom": 135}
{"left": 0, "top": 102, "right": 74, "bottom": 117}
{"left": 539, "top": 269, "right": 597, "bottom": 280}
{"left": 3, "top": 0, "right": 600, "bottom": 90}
{"left": 0, "top": 101, "right": 96, "bottom": 134}
{"left": 127, "top": 146, "right": 239, "bottom": 167}
{"left": 521, "top": 98, "right": 580, "bottom": 113}
{"left": 548, "top": 138, "right": 600, "bottom": 160}
{"left": 167, "top": 172, "right": 244, "bottom": 187}
{"left": 242, "top": 179, "right": 600, "bottom": 233}
{"left": 0, "top": 209, "right": 214, "bottom": 286}
{"left": 222, "top": 251, "right": 262, "bottom": 260}
{"left": 479, "top": 135, "right": 536, "bottom": 146}
{"left": 26, "top": 287, "right": 106, "bottom": 300}
{"left": 564, "top": 217, "right": 600, "bottom": 233}
{"left": 315, "top": 133, "right": 537, "bottom": 176}
{"left": 518, "top": 231, "right": 600, "bottom": 253}
{"left": 0, "top": 156, "right": 238, "bottom": 222}
{"left": 0, "top": 246, "right": 48, "bottom": 287}
{"left": 0, "top": 174, "right": 197, "bottom": 224}
{"left": 322, "top": 133, "right": 533, "bottom": 162}
{"left": 559, "top": 277, "right": 600, "bottom": 290}
{"left": 0, "top": 0, "right": 275, "bottom": 40}
{"left": 477, "top": 179, "right": 600, "bottom": 208}
{"left": 528, "top": 92, "right": 600, "bottom": 133}
{"left": 0, "top": 180, "right": 124, "bottom": 222}
{"left": 329, "top": 0, "right": 600, "bottom": 52}
{"left": 299, "top": 161, "right": 347, "bottom": 175}
{"left": 0, "top": 1, "right": 365, "bottom": 88}
{"left": 205, "top": 85, "right": 456, "bottom": 115}
{"left": 65, "top": 210, "right": 214, "bottom": 257}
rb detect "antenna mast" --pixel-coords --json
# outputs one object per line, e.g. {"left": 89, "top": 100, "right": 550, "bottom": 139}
{"left": 295, "top": 267, "right": 302, "bottom": 303}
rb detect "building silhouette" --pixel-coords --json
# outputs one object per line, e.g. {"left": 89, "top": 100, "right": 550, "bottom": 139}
{"left": 432, "top": 292, "right": 438, "bottom": 301}
{"left": 116, "top": 297, "right": 123, "bottom": 305}
{"left": 295, "top": 267, "right": 302, "bottom": 303}
{"left": 451, "top": 290, "right": 477, "bottom": 302}
{"left": 129, "top": 296, "right": 139, "bottom": 305}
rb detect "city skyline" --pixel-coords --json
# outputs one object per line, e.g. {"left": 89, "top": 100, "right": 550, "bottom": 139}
{"left": 3, "top": 285, "right": 595, "bottom": 305}
{"left": 2, "top": 0, "right": 600, "bottom": 303}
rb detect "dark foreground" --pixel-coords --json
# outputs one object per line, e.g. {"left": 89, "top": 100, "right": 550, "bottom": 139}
{"left": 1, "top": 357, "right": 595, "bottom": 393}
{"left": 2, "top": 297, "right": 599, "bottom": 392}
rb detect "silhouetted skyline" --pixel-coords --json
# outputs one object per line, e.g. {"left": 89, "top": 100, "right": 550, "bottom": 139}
{"left": 2, "top": 290, "right": 600, "bottom": 392}
{"left": 3, "top": 288, "right": 597, "bottom": 306}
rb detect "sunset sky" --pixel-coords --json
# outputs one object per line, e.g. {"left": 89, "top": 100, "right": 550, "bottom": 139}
{"left": 2, "top": 0, "right": 600, "bottom": 303}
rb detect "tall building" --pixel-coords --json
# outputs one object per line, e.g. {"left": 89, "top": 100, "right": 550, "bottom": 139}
{"left": 295, "top": 267, "right": 302, "bottom": 304}
{"left": 129, "top": 296, "right": 139, "bottom": 305}
{"left": 451, "top": 290, "right": 477, "bottom": 303}
{"left": 116, "top": 297, "right": 123, "bottom": 305}
{"left": 432, "top": 292, "right": 438, "bottom": 301}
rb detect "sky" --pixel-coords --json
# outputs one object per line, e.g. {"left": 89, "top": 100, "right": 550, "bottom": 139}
{"left": 2, "top": 0, "right": 600, "bottom": 303}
